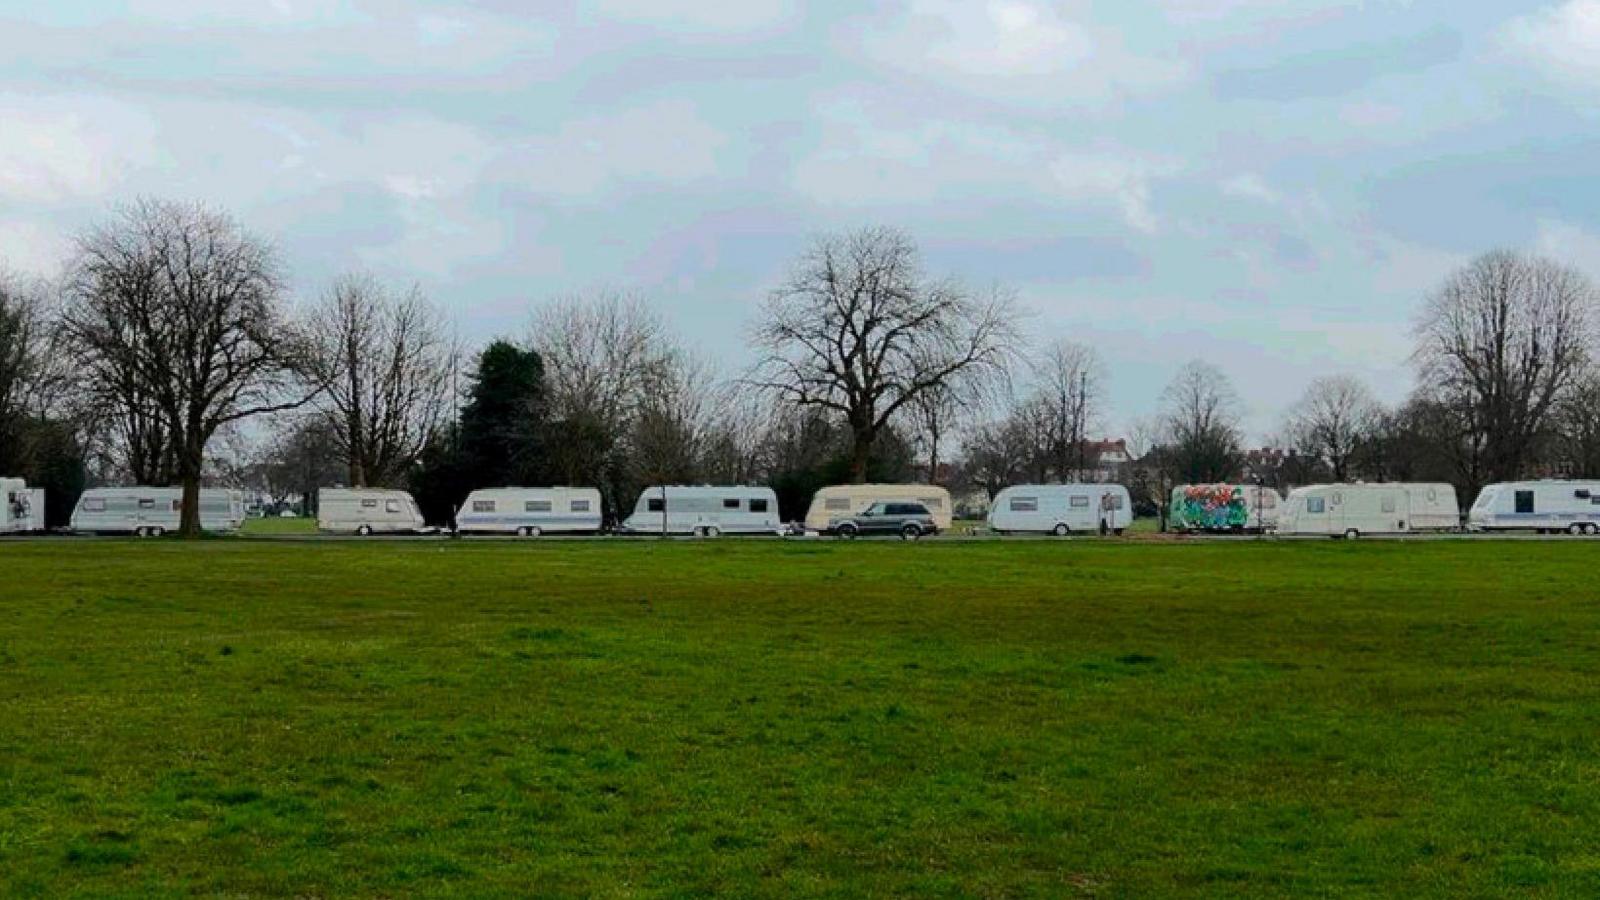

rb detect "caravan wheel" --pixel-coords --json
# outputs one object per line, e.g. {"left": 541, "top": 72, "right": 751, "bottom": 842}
{"left": 134, "top": 526, "right": 149, "bottom": 539}
{"left": 149, "top": 526, "right": 165, "bottom": 538}
{"left": 1343, "top": 529, "right": 1360, "bottom": 540}
{"left": 1052, "top": 523, "right": 1070, "bottom": 537}
{"left": 704, "top": 525, "right": 721, "bottom": 538}
{"left": 1570, "top": 523, "right": 1585, "bottom": 536}
{"left": 1585, "top": 524, "right": 1599, "bottom": 536}
{"left": 357, "top": 524, "right": 373, "bottom": 537}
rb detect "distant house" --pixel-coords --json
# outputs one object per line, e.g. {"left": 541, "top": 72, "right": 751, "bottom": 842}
{"left": 1072, "top": 438, "right": 1132, "bottom": 483}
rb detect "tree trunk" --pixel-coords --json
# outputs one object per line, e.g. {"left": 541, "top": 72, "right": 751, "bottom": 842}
{"left": 848, "top": 426, "right": 872, "bottom": 484}
{"left": 179, "top": 468, "right": 202, "bottom": 537}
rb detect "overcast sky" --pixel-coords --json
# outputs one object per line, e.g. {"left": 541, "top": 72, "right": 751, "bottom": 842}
{"left": 3, "top": 1, "right": 1599, "bottom": 439}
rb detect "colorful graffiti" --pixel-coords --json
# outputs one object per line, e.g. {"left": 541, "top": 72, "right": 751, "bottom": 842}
{"left": 1171, "top": 484, "right": 1252, "bottom": 531}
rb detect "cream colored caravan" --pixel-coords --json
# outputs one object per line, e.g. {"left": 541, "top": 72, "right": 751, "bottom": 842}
{"left": 804, "top": 484, "right": 953, "bottom": 532}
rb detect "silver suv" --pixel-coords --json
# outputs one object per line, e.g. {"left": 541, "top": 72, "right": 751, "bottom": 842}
{"left": 828, "top": 501, "right": 938, "bottom": 540}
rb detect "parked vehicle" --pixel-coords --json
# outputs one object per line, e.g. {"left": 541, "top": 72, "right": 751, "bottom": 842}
{"left": 618, "top": 486, "right": 784, "bottom": 537}
{"left": 317, "top": 488, "right": 426, "bottom": 535}
{"left": 987, "top": 484, "right": 1133, "bottom": 535}
{"left": 1170, "top": 483, "right": 1281, "bottom": 532}
{"left": 1278, "top": 483, "right": 1460, "bottom": 538}
{"left": 1, "top": 478, "right": 44, "bottom": 534}
{"left": 70, "top": 487, "right": 245, "bottom": 536}
{"left": 827, "top": 501, "right": 940, "bottom": 539}
{"left": 454, "top": 487, "right": 603, "bottom": 536}
{"left": 804, "top": 484, "right": 954, "bottom": 532}
{"left": 1468, "top": 480, "right": 1600, "bottom": 535}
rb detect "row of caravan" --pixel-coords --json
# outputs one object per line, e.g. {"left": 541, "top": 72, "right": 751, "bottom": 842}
{"left": 31, "top": 478, "right": 1600, "bottom": 538}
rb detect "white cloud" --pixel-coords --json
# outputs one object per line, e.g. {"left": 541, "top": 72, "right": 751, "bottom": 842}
{"left": 583, "top": 0, "right": 795, "bottom": 33}
{"left": 496, "top": 100, "right": 728, "bottom": 197}
{"left": 1221, "top": 173, "right": 1281, "bottom": 206}
{"left": 1502, "top": 1, "right": 1600, "bottom": 87}
{"left": 1534, "top": 218, "right": 1600, "bottom": 280}
{"left": 1049, "top": 152, "right": 1181, "bottom": 233}
{"left": 0, "top": 93, "right": 158, "bottom": 203}
{"left": 790, "top": 98, "right": 1177, "bottom": 231}
{"left": 856, "top": 0, "right": 1186, "bottom": 105}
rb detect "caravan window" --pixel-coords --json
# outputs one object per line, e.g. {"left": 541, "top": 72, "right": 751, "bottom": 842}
{"left": 85, "top": 498, "right": 106, "bottom": 512}
{"left": 825, "top": 498, "right": 850, "bottom": 510}
{"left": 1515, "top": 491, "right": 1535, "bottom": 514}
{"left": 1009, "top": 496, "right": 1038, "bottom": 512}
{"left": 1577, "top": 490, "right": 1592, "bottom": 500}
{"left": 1104, "top": 494, "right": 1125, "bottom": 510}
{"left": 138, "top": 498, "right": 155, "bottom": 510}
{"left": 723, "top": 498, "right": 740, "bottom": 510}
{"left": 361, "top": 498, "right": 378, "bottom": 509}
{"left": 385, "top": 500, "right": 400, "bottom": 514}
{"left": 472, "top": 500, "right": 495, "bottom": 513}
{"left": 920, "top": 497, "right": 944, "bottom": 509}
{"left": 171, "top": 500, "right": 181, "bottom": 512}
{"left": 647, "top": 497, "right": 665, "bottom": 513}
{"left": 1070, "top": 496, "right": 1090, "bottom": 508}
{"left": 1262, "top": 494, "right": 1277, "bottom": 509}
{"left": 1306, "top": 497, "right": 1326, "bottom": 514}
{"left": 527, "top": 500, "right": 552, "bottom": 513}
{"left": 571, "top": 499, "right": 591, "bottom": 512}
{"left": 1381, "top": 497, "right": 1396, "bottom": 514}
{"left": 749, "top": 499, "right": 769, "bottom": 513}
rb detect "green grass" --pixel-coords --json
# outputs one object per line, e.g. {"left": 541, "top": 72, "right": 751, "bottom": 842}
{"left": 3, "top": 539, "right": 1600, "bottom": 896}
{"left": 240, "top": 516, "right": 317, "bottom": 536}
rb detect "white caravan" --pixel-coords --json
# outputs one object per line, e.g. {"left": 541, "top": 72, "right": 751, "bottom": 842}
{"left": 620, "top": 485, "right": 784, "bottom": 537}
{"left": 1278, "top": 483, "right": 1460, "bottom": 538}
{"left": 804, "top": 484, "right": 954, "bottom": 533}
{"left": 455, "top": 487, "right": 603, "bottom": 536}
{"left": 1468, "top": 481, "right": 1600, "bottom": 535}
{"left": 70, "top": 487, "right": 246, "bottom": 536}
{"left": 317, "top": 488, "right": 426, "bottom": 535}
{"left": 2, "top": 478, "right": 43, "bottom": 534}
{"left": 988, "top": 484, "right": 1133, "bottom": 536}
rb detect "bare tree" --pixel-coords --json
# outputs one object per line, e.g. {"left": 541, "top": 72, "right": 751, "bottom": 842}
{"left": 1283, "top": 375, "right": 1383, "bottom": 482}
{"left": 1414, "top": 251, "right": 1594, "bottom": 491}
{"left": 0, "top": 271, "right": 46, "bottom": 467}
{"left": 63, "top": 199, "right": 312, "bottom": 536}
{"left": 1159, "top": 360, "right": 1244, "bottom": 483}
{"left": 629, "top": 351, "right": 724, "bottom": 486}
{"left": 1031, "top": 339, "right": 1106, "bottom": 481}
{"left": 532, "top": 291, "right": 669, "bottom": 437}
{"left": 752, "top": 227, "right": 1019, "bottom": 483}
{"left": 1549, "top": 368, "right": 1600, "bottom": 477}
{"left": 305, "top": 273, "right": 455, "bottom": 488}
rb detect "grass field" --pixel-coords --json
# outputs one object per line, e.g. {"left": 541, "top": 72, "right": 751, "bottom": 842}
{"left": 4, "top": 539, "right": 1600, "bottom": 896}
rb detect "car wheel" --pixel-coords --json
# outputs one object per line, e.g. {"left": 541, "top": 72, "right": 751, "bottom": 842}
{"left": 1343, "top": 529, "right": 1359, "bottom": 540}
{"left": 357, "top": 525, "right": 373, "bottom": 536}
{"left": 838, "top": 524, "right": 858, "bottom": 540}
{"left": 1052, "top": 523, "right": 1069, "bottom": 537}
{"left": 901, "top": 524, "right": 921, "bottom": 540}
